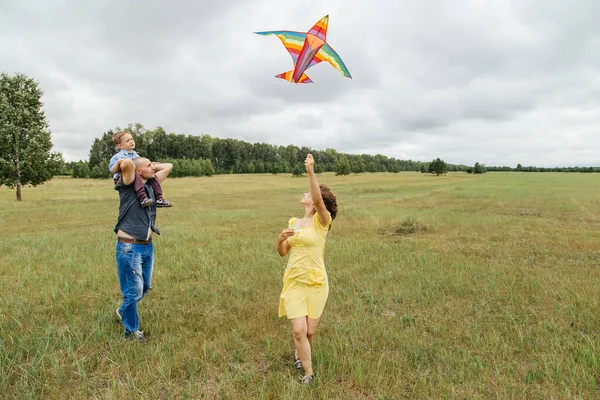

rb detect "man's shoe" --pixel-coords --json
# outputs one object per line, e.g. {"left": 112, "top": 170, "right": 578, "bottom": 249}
{"left": 126, "top": 330, "right": 147, "bottom": 343}
{"left": 141, "top": 198, "right": 153, "bottom": 208}
{"left": 155, "top": 198, "right": 173, "bottom": 207}
{"left": 115, "top": 308, "right": 122, "bottom": 322}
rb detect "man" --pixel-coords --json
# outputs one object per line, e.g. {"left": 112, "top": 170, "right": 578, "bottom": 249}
{"left": 113, "top": 157, "right": 172, "bottom": 342}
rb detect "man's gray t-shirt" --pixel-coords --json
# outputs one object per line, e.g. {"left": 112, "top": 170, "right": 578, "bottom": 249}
{"left": 113, "top": 178, "right": 160, "bottom": 240}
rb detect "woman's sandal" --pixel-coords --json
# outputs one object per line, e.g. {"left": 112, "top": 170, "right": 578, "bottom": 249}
{"left": 292, "top": 349, "right": 303, "bottom": 370}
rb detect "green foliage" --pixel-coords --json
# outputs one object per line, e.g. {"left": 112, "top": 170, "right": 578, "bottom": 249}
{"left": 86, "top": 123, "right": 462, "bottom": 176}
{"left": 428, "top": 158, "right": 447, "bottom": 176}
{"left": 291, "top": 164, "right": 304, "bottom": 177}
{"left": 482, "top": 165, "right": 600, "bottom": 173}
{"left": 273, "top": 161, "right": 290, "bottom": 174}
{"left": 71, "top": 161, "right": 90, "bottom": 178}
{"left": 167, "top": 158, "right": 214, "bottom": 178}
{"left": 473, "top": 162, "right": 486, "bottom": 174}
{"left": 389, "top": 163, "right": 400, "bottom": 173}
{"left": 351, "top": 158, "right": 366, "bottom": 174}
{"left": 335, "top": 155, "right": 351, "bottom": 176}
{"left": 86, "top": 123, "right": 600, "bottom": 176}
{"left": 58, "top": 161, "right": 75, "bottom": 176}
{"left": 0, "top": 72, "right": 64, "bottom": 199}
{"left": 89, "top": 160, "right": 111, "bottom": 179}
{"left": 72, "top": 158, "right": 216, "bottom": 179}
{"left": 88, "top": 131, "right": 116, "bottom": 169}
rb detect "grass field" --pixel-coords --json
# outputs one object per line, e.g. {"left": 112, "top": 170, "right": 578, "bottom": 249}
{"left": 1, "top": 172, "right": 600, "bottom": 399}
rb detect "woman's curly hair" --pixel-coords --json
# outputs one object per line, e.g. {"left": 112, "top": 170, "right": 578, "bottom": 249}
{"left": 319, "top": 184, "right": 338, "bottom": 221}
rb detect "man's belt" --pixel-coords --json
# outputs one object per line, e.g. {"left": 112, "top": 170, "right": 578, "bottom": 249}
{"left": 117, "top": 237, "right": 152, "bottom": 245}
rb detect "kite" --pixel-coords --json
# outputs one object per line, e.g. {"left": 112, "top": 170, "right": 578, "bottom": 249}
{"left": 255, "top": 15, "right": 352, "bottom": 84}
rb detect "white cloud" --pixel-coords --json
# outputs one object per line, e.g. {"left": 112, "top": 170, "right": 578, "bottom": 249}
{"left": 1, "top": 0, "right": 599, "bottom": 166}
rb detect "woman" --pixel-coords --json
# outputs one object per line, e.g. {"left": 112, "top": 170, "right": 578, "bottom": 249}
{"left": 276, "top": 154, "right": 338, "bottom": 385}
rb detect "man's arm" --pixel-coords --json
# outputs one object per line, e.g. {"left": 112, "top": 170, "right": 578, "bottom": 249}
{"left": 153, "top": 162, "right": 173, "bottom": 184}
{"left": 119, "top": 159, "right": 136, "bottom": 185}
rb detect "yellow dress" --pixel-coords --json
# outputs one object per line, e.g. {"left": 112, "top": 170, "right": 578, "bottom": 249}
{"left": 279, "top": 211, "right": 331, "bottom": 319}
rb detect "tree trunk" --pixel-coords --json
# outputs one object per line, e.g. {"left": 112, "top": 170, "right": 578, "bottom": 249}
{"left": 15, "top": 136, "right": 22, "bottom": 201}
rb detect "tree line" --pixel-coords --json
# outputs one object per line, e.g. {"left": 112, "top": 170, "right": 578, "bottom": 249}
{"left": 2, "top": 71, "right": 600, "bottom": 200}
{"left": 68, "top": 123, "right": 472, "bottom": 178}
{"left": 68, "top": 126, "right": 600, "bottom": 178}
{"left": 421, "top": 160, "right": 600, "bottom": 176}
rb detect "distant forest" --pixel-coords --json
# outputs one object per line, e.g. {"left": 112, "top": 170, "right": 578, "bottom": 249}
{"left": 64, "top": 123, "right": 600, "bottom": 178}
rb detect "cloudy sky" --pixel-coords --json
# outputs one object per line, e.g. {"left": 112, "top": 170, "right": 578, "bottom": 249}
{"left": 1, "top": 0, "right": 599, "bottom": 166}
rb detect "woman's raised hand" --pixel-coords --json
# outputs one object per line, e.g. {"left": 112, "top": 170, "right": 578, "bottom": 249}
{"left": 304, "top": 154, "right": 315, "bottom": 174}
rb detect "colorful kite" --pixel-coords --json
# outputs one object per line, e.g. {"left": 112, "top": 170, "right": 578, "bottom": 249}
{"left": 255, "top": 15, "right": 352, "bottom": 84}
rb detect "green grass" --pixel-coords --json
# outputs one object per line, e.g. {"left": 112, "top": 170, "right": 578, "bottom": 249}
{"left": 2, "top": 172, "right": 600, "bottom": 398}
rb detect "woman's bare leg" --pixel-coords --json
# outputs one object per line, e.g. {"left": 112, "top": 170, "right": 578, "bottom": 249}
{"left": 290, "top": 317, "right": 313, "bottom": 376}
{"left": 306, "top": 317, "right": 319, "bottom": 343}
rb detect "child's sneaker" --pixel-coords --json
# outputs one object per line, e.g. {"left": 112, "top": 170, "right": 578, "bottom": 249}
{"left": 155, "top": 198, "right": 173, "bottom": 207}
{"left": 141, "top": 198, "right": 153, "bottom": 208}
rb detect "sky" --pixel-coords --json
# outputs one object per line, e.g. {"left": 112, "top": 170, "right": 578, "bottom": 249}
{"left": 1, "top": 0, "right": 599, "bottom": 167}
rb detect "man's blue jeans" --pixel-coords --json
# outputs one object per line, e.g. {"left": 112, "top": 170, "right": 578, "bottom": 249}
{"left": 116, "top": 241, "right": 154, "bottom": 335}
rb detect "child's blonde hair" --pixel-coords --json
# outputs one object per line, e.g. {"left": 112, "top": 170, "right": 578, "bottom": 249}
{"left": 112, "top": 130, "right": 131, "bottom": 145}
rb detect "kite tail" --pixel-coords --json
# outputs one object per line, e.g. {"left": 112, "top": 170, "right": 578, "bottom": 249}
{"left": 275, "top": 71, "right": 313, "bottom": 84}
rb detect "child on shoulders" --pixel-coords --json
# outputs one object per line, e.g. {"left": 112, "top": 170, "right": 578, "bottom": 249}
{"left": 108, "top": 130, "right": 173, "bottom": 208}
